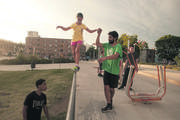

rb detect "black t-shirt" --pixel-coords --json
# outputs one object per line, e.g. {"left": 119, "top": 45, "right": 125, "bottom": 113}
{"left": 24, "top": 91, "right": 47, "bottom": 120}
{"left": 125, "top": 52, "right": 138, "bottom": 68}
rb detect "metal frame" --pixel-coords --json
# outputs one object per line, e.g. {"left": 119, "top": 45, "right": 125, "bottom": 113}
{"left": 124, "top": 50, "right": 166, "bottom": 102}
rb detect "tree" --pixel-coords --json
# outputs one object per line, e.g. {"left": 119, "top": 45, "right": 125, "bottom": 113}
{"left": 117, "top": 34, "right": 139, "bottom": 59}
{"left": 135, "top": 40, "right": 149, "bottom": 50}
{"left": 86, "top": 46, "right": 98, "bottom": 59}
{"left": 155, "top": 34, "right": 180, "bottom": 61}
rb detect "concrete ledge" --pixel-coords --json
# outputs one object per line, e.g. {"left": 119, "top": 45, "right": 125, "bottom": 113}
{"left": 66, "top": 72, "right": 76, "bottom": 120}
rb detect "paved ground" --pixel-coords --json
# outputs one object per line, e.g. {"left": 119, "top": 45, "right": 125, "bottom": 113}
{"left": 75, "top": 62, "right": 180, "bottom": 120}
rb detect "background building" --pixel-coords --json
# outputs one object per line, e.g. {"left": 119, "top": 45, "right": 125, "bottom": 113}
{"left": 25, "top": 31, "right": 86, "bottom": 59}
{"left": 140, "top": 49, "right": 155, "bottom": 63}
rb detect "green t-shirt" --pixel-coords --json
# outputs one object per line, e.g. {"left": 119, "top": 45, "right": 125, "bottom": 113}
{"left": 102, "top": 43, "right": 122, "bottom": 75}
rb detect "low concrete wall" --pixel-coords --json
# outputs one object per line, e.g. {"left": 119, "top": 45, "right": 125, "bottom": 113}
{"left": 66, "top": 72, "right": 76, "bottom": 120}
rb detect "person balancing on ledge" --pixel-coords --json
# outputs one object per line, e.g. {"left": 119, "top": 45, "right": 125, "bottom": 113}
{"left": 56, "top": 12, "right": 98, "bottom": 72}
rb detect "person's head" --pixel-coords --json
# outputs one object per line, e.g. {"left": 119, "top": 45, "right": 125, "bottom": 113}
{"left": 36, "top": 79, "right": 47, "bottom": 91}
{"left": 108, "top": 31, "right": 119, "bottom": 44}
{"left": 129, "top": 45, "right": 134, "bottom": 53}
{"left": 76, "top": 12, "right": 83, "bottom": 23}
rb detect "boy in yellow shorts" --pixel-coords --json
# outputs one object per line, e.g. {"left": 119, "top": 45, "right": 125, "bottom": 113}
{"left": 56, "top": 12, "right": 98, "bottom": 71}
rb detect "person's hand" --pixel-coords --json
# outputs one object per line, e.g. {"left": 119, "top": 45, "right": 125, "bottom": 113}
{"left": 98, "top": 57, "right": 106, "bottom": 63}
{"left": 97, "top": 28, "right": 102, "bottom": 34}
{"left": 56, "top": 26, "right": 62, "bottom": 30}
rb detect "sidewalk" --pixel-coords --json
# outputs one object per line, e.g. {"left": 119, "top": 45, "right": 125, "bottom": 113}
{"left": 75, "top": 62, "right": 180, "bottom": 120}
{"left": 0, "top": 63, "right": 74, "bottom": 71}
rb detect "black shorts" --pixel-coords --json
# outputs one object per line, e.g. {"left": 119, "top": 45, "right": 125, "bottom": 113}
{"left": 103, "top": 71, "right": 119, "bottom": 88}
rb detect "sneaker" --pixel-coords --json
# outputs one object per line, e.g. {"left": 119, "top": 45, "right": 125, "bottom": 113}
{"left": 72, "top": 66, "right": 80, "bottom": 72}
{"left": 118, "top": 86, "right": 124, "bottom": 90}
{"left": 101, "top": 104, "right": 112, "bottom": 112}
{"left": 98, "top": 73, "right": 103, "bottom": 77}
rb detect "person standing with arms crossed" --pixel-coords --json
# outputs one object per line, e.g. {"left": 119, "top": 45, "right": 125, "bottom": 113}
{"left": 56, "top": 12, "right": 98, "bottom": 71}
{"left": 96, "top": 28, "right": 122, "bottom": 112}
{"left": 23, "top": 79, "right": 50, "bottom": 120}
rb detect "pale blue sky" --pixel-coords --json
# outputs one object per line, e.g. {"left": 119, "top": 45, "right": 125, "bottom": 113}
{"left": 0, "top": 0, "right": 180, "bottom": 48}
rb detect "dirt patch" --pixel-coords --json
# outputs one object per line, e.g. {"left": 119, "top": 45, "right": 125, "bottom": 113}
{"left": 0, "top": 102, "right": 2, "bottom": 108}
{"left": 0, "top": 102, "right": 9, "bottom": 108}
{"left": 49, "top": 86, "right": 71, "bottom": 116}
{"left": 0, "top": 92, "right": 10, "bottom": 96}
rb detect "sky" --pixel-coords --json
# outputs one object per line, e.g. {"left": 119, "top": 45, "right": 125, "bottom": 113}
{"left": 0, "top": 0, "right": 180, "bottom": 48}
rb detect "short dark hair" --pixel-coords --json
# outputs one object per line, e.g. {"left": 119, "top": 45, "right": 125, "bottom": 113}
{"left": 77, "top": 12, "right": 83, "bottom": 18}
{"left": 129, "top": 44, "right": 134, "bottom": 48}
{"left": 36, "top": 79, "right": 46, "bottom": 88}
{"left": 108, "top": 31, "right": 119, "bottom": 41}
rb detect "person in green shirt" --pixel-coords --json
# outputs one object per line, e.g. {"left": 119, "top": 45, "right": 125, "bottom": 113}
{"left": 96, "top": 28, "right": 122, "bottom": 112}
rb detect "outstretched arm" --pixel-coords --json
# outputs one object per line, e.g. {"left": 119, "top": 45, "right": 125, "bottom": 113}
{"left": 98, "top": 52, "right": 119, "bottom": 63}
{"left": 85, "top": 28, "right": 98, "bottom": 33}
{"left": 56, "top": 26, "right": 71, "bottom": 31}
{"left": 96, "top": 28, "right": 103, "bottom": 47}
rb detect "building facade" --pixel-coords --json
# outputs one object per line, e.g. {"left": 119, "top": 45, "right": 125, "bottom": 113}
{"left": 140, "top": 49, "right": 155, "bottom": 63}
{"left": 25, "top": 31, "right": 86, "bottom": 59}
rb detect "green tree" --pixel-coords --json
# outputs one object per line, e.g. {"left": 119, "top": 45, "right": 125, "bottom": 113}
{"left": 86, "top": 46, "right": 98, "bottom": 59}
{"left": 117, "top": 34, "right": 138, "bottom": 59}
{"left": 135, "top": 40, "right": 149, "bottom": 50}
{"left": 175, "top": 56, "right": 180, "bottom": 66}
{"left": 155, "top": 34, "right": 180, "bottom": 61}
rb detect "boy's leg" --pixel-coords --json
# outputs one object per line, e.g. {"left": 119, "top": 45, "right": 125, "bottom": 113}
{"left": 102, "top": 71, "right": 112, "bottom": 112}
{"left": 110, "top": 87, "right": 115, "bottom": 106}
{"left": 101, "top": 85, "right": 112, "bottom": 112}
{"left": 109, "top": 73, "right": 119, "bottom": 105}
{"left": 104, "top": 85, "right": 111, "bottom": 104}
{"left": 110, "top": 88, "right": 115, "bottom": 101}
